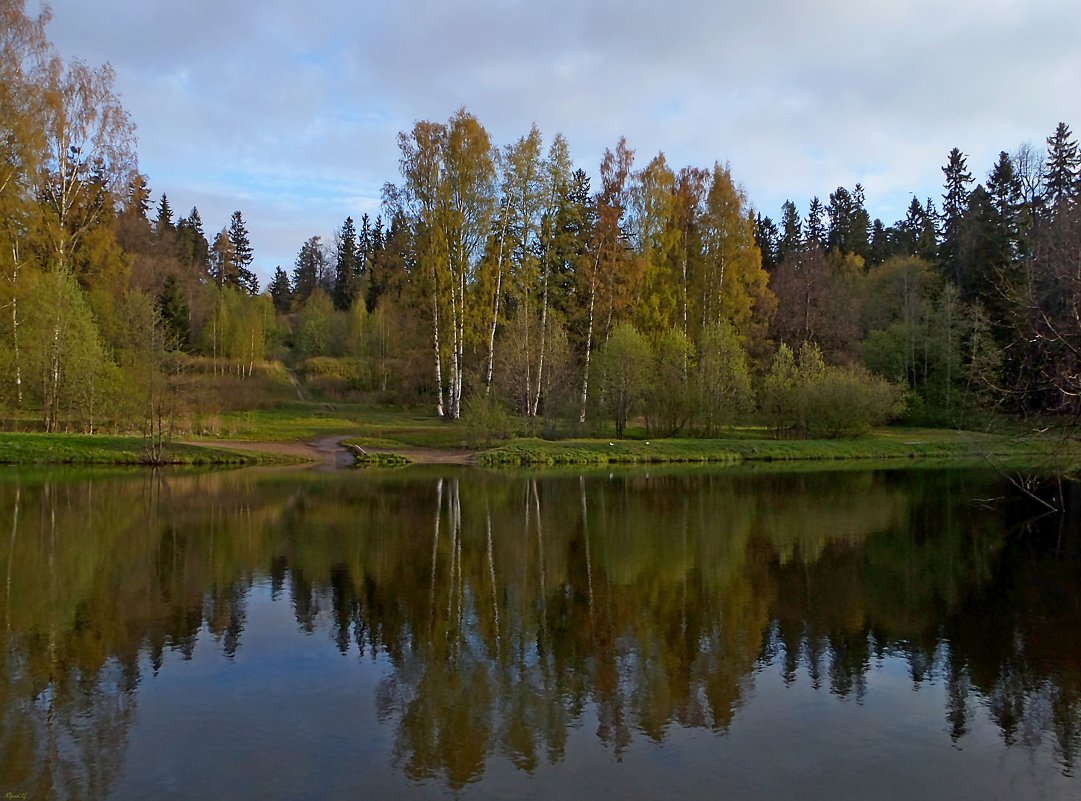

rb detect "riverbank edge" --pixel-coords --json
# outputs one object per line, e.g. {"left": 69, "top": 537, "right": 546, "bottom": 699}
{"left": 0, "top": 432, "right": 301, "bottom": 466}
{"left": 473, "top": 430, "right": 1081, "bottom": 467}
{"left": 2, "top": 428, "right": 1078, "bottom": 470}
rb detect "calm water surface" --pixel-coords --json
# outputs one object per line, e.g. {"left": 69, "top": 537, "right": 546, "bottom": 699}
{"left": 0, "top": 464, "right": 1078, "bottom": 800}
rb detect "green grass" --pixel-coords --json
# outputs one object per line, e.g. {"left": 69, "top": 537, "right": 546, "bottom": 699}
{"left": 477, "top": 427, "right": 1081, "bottom": 467}
{"left": 194, "top": 403, "right": 462, "bottom": 447}
{"left": 0, "top": 433, "right": 285, "bottom": 466}
{"left": 350, "top": 449, "right": 412, "bottom": 467}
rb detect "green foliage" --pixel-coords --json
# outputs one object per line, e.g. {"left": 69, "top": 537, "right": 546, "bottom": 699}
{"left": 695, "top": 321, "right": 753, "bottom": 435}
{"left": 761, "top": 341, "right": 904, "bottom": 438}
{"left": 461, "top": 393, "right": 515, "bottom": 448}
{"left": 644, "top": 327, "right": 694, "bottom": 435}
{"left": 157, "top": 274, "right": 190, "bottom": 348}
{"left": 295, "top": 289, "right": 337, "bottom": 358}
{"left": 596, "top": 322, "right": 651, "bottom": 438}
{"left": 22, "top": 269, "right": 114, "bottom": 432}
{"left": 802, "top": 365, "right": 908, "bottom": 437}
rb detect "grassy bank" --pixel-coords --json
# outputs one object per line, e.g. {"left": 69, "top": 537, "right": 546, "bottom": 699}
{"left": 477, "top": 428, "right": 1081, "bottom": 467}
{"left": 0, "top": 433, "right": 285, "bottom": 466}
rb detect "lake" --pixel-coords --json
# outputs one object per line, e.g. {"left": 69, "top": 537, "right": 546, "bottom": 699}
{"left": 0, "top": 464, "right": 1078, "bottom": 800}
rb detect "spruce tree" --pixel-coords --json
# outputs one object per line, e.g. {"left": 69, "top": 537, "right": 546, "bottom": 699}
{"left": 754, "top": 213, "right": 779, "bottom": 272}
{"left": 155, "top": 193, "right": 174, "bottom": 236}
{"left": 1043, "top": 122, "right": 1079, "bottom": 213}
{"left": 804, "top": 196, "right": 826, "bottom": 250}
{"left": 157, "top": 274, "right": 190, "bottom": 348}
{"left": 940, "top": 148, "right": 973, "bottom": 282}
{"left": 268, "top": 267, "right": 293, "bottom": 313}
{"left": 227, "top": 210, "right": 258, "bottom": 294}
{"left": 777, "top": 200, "right": 802, "bottom": 263}
{"left": 333, "top": 216, "right": 359, "bottom": 310}
{"left": 291, "top": 236, "right": 324, "bottom": 304}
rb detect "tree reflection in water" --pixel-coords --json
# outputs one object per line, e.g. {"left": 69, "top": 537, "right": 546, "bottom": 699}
{"left": 0, "top": 466, "right": 1077, "bottom": 796}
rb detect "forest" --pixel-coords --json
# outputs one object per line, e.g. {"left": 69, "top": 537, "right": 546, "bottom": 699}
{"left": 3, "top": 0, "right": 1081, "bottom": 443}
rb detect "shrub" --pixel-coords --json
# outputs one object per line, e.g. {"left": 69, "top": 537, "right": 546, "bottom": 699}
{"left": 803, "top": 365, "right": 907, "bottom": 437}
{"left": 461, "top": 393, "right": 515, "bottom": 448}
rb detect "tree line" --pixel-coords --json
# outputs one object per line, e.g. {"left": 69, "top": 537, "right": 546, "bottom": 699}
{"left": 2, "top": 0, "right": 1080, "bottom": 437}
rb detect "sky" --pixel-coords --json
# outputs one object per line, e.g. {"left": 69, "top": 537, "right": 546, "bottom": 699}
{"left": 40, "top": 0, "right": 1081, "bottom": 284}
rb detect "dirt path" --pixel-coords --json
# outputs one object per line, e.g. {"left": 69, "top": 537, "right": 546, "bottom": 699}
{"left": 183, "top": 435, "right": 353, "bottom": 468}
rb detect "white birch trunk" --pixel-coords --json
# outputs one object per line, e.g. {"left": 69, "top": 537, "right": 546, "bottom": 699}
{"left": 578, "top": 259, "right": 599, "bottom": 424}
{"left": 431, "top": 275, "right": 446, "bottom": 418}
{"left": 485, "top": 212, "right": 510, "bottom": 396}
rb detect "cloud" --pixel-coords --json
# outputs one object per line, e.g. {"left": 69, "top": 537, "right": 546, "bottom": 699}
{"left": 43, "top": 0, "right": 1081, "bottom": 279}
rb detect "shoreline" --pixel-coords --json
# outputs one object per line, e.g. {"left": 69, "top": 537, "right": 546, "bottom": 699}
{"left": 0, "top": 428, "right": 1077, "bottom": 471}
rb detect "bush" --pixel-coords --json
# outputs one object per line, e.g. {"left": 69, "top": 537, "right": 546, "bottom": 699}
{"left": 804, "top": 366, "right": 907, "bottom": 437}
{"left": 761, "top": 342, "right": 906, "bottom": 438}
{"left": 461, "top": 393, "right": 515, "bottom": 448}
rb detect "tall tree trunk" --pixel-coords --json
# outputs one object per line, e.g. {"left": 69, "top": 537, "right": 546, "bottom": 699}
{"left": 532, "top": 262, "right": 550, "bottom": 418}
{"left": 430, "top": 270, "right": 446, "bottom": 418}
{"left": 579, "top": 257, "right": 599, "bottom": 424}
{"left": 485, "top": 213, "right": 510, "bottom": 396}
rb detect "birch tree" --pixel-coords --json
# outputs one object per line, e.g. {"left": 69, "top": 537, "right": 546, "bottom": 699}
{"left": 0, "top": 0, "right": 53, "bottom": 408}
{"left": 39, "top": 58, "right": 136, "bottom": 273}
{"left": 388, "top": 109, "right": 495, "bottom": 419}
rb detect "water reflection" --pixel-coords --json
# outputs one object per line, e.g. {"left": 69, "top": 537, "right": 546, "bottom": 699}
{"left": 0, "top": 467, "right": 1078, "bottom": 797}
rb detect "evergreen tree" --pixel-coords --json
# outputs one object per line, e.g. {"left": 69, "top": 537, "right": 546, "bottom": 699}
{"left": 358, "top": 213, "right": 373, "bottom": 274}
{"left": 175, "top": 206, "right": 210, "bottom": 271}
{"left": 940, "top": 147, "right": 973, "bottom": 282}
{"left": 986, "top": 151, "right": 1024, "bottom": 258}
{"left": 777, "top": 200, "right": 802, "bottom": 263}
{"left": 291, "top": 235, "right": 325, "bottom": 305}
{"left": 227, "top": 210, "right": 258, "bottom": 294}
{"left": 1043, "top": 121, "right": 1079, "bottom": 213}
{"left": 868, "top": 219, "right": 891, "bottom": 264}
{"left": 956, "top": 185, "right": 1007, "bottom": 305}
{"left": 804, "top": 196, "right": 826, "bottom": 249}
{"left": 918, "top": 198, "right": 940, "bottom": 262}
{"left": 333, "top": 216, "right": 359, "bottom": 311}
{"left": 754, "top": 213, "right": 779, "bottom": 272}
{"left": 155, "top": 193, "right": 174, "bottom": 236}
{"left": 157, "top": 274, "right": 190, "bottom": 348}
{"left": 826, "top": 186, "right": 868, "bottom": 258}
{"left": 268, "top": 266, "right": 293, "bottom": 313}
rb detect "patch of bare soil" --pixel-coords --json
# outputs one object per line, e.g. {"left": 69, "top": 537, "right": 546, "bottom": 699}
{"left": 183, "top": 435, "right": 352, "bottom": 468}
{"left": 186, "top": 436, "right": 476, "bottom": 468}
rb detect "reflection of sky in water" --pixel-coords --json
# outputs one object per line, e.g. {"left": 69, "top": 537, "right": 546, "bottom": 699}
{"left": 107, "top": 580, "right": 1074, "bottom": 801}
